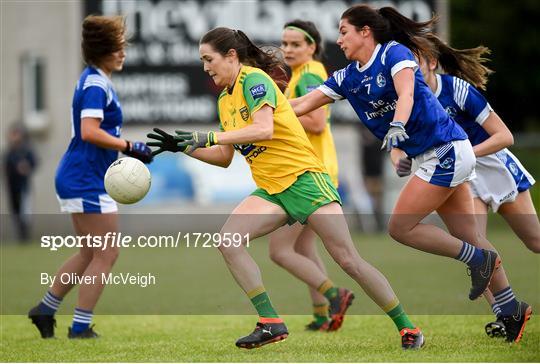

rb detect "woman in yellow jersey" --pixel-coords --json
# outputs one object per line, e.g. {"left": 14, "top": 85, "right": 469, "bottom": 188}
{"left": 147, "top": 27, "right": 423, "bottom": 350}
{"left": 269, "top": 20, "right": 345, "bottom": 332}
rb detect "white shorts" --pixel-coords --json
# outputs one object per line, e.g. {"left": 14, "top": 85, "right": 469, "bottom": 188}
{"left": 57, "top": 193, "right": 118, "bottom": 214}
{"left": 415, "top": 139, "right": 476, "bottom": 188}
{"left": 470, "top": 148, "right": 535, "bottom": 212}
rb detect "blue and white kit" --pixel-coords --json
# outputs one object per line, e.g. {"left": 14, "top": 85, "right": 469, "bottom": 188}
{"left": 319, "top": 41, "right": 473, "bottom": 187}
{"left": 435, "top": 73, "right": 535, "bottom": 210}
{"left": 55, "top": 66, "right": 122, "bottom": 213}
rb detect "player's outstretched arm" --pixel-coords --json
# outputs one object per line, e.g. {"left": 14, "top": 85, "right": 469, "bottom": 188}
{"left": 83, "top": 117, "right": 152, "bottom": 163}
{"left": 290, "top": 90, "right": 333, "bottom": 117}
{"left": 472, "top": 112, "right": 513, "bottom": 157}
{"left": 189, "top": 145, "right": 234, "bottom": 168}
{"left": 81, "top": 117, "right": 129, "bottom": 151}
{"left": 147, "top": 128, "right": 233, "bottom": 168}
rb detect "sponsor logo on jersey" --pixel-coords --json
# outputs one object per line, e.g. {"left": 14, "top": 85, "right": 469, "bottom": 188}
{"left": 239, "top": 106, "right": 249, "bottom": 121}
{"left": 364, "top": 99, "right": 397, "bottom": 120}
{"left": 250, "top": 84, "right": 267, "bottom": 99}
{"left": 245, "top": 146, "right": 267, "bottom": 164}
{"left": 376, "top": 73, "right": 386, "bottom": 87}
{"left": 234, "top": 143, "right": 257, "bottom": 156}
{"left": 439, "top": 157, "right": 455, "bottom": 170}
{"left": 361, "top": 75, "right": 373, "bottom": 84}
{"left": 306, "top": 84, "right": 318, "bottom": 92}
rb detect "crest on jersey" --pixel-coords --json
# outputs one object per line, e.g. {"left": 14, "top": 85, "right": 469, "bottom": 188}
{"left": 445, "top": 106, "right": 458, "bottom": 117}
{"left": 239, "top": 106, "right": 249, "bottom": 121}
{"left": 509, "top": 162, "right": 519, "bottom": 176}
{"left": 376, "top": 73, "right": 386, "bottom": 87}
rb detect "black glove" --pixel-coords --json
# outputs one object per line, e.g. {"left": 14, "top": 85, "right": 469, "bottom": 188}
{"left": 146, "top": 128, "right": 190, "bottom": 156}
{"left": 124, "top": 140, "right": 153, "bottom": 164}
{"left": 396, "top": 156, "right": 412, "bottom": 177}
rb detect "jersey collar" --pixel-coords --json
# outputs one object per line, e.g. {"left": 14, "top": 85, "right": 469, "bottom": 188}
{"left": 227, "top": 64, "right": 245, "bottom": 94}
{"left": 356, "top": 43, "right": 381, "bottom": 72}
{"left": 434, "top": 73, "right": 442, "bottom": 97}
{"left": 94, "top": 66, "right": 114, "bottom": 86}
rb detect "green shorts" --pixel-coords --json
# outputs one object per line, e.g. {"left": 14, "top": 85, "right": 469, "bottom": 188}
{"left": 251, "top": 171, "right": 342, "bottom": 225}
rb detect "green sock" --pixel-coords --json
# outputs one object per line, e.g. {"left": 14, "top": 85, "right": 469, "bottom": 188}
{"left": 386, "top": 303, "right": 415, "bottom": 331}
{"left": 248, "top": 287, "right": 279, "bottom": 318}
{"left": 313, "top": 303, "right": 330, "bottom": 324}
{"left": 317, "top": 279, "right": 338, "bottom": 301}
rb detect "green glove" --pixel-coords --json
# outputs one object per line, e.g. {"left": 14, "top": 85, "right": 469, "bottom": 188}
{"left": 175, "top": 130, "right": 218, "bottom": 154}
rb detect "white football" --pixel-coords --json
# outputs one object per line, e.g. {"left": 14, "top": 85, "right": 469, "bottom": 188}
{"left": 104, "top": 157, "right": 151, "bottom": 204}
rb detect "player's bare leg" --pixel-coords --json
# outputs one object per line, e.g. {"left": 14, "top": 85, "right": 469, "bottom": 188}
{"left": 437, "top": 183, "right": 531, "bottom": 342}
{"left": 269, "top": 224, "right": 331, "bottom": 294}
{"left": 295, "top": 227, "right": 333, "bottom": 330}
{"left": 307, "top": 202, "right": 423, "bottom": 348}
{"left": 218, "top": 196, "right": 289, "bottom": 349}
{"left": 389, "top": 177, "right": 500, "bottom": 301}
{"left": 498, "top": 191, "right": 540, "bottom": 253}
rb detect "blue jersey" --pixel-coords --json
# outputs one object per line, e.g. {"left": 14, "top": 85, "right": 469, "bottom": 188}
{"left": 55, "top": 66, "right": 123, "bottom": 198}
{"left": 434, "top": 74, "right": 492, "bottom": 146}
{"left": 319, "top": 42, "right": 467, "bottom": 157}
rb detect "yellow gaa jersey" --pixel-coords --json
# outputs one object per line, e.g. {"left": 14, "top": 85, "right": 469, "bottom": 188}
{"left": 217, "top": 65, "right": 325, "bottom": 194}
{"left": 285, "top": 60, "right": 339, "bottom": 186}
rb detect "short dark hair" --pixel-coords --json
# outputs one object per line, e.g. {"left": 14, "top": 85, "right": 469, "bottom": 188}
{"left": 81, "top": 15, "right": 126, "bottom": 66}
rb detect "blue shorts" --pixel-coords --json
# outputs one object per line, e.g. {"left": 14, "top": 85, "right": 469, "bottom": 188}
{"left": 56, "top": 193, "right": 117, "bottom": 214}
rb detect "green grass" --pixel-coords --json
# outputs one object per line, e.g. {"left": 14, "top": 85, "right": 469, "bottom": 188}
{"left": 1, "top": 315, "right": 539, "bottom": 362}
{"left": 1, "top": 225, "right": 539, "bottom": 361}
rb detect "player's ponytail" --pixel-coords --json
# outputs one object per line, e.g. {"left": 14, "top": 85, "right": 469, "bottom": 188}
{"left": 425, "top": 33, "right": 493, "bottom": 90}
{"left": 341, "top": 4, "right": 437, "bottom": 57}
{"left": 201, "top": 27, "right": 287, "bottom": 91}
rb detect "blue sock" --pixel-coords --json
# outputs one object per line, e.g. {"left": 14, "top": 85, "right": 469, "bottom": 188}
{"left": 37, "top": 291, "right": 62, "bottom": 315}
{"left": 71, "top": 308, "right": 93, "bottom": 334}
{"left": 491, "top": 303, "right": 502, "bottom": 318}
{"left": 455, "top": 242, "right": 484, "bottom": 267}
{"left": 493, "top": 287, "right": 518, "bottom": 316}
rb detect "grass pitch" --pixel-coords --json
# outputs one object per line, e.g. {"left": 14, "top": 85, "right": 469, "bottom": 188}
{"left": 1, "top": 314, "right": 539, "bottom": 362}
{"left": 1, "top": 218, "right": 539, "bottom": 362}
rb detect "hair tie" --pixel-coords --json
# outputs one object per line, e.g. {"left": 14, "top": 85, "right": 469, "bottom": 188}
{"left": 285, "top": 26, "right": 315, "bottom": 44}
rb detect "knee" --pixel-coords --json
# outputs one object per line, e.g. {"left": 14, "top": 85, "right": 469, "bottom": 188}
{"left": 332, "top": 252, "right": 359, "bottom": 276}
{"left": 388, "top": 218, "right": 407, "bottom": 243}
{"left": 93, "top": 248, "right": 119, "bottom": 267}
{"left": 268, "top": 248, "right": 290, "bottom": 267}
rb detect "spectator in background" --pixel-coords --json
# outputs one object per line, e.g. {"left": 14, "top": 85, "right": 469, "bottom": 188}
{"left": 4, "top": 123, "right": 37, "bottom": 242}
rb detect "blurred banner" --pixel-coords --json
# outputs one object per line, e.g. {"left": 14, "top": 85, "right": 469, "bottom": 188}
{"left": 85, "top": 0, "right": 437, "bottom": 125}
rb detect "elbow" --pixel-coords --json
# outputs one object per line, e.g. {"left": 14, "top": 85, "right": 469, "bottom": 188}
{"left": 505, "top": 132, "right": 514, "bottom": 148}
{"left": 312, "top": 122, "right": 326, "bottom": 135}
{"left": 80, "top": 128, "right": 93, "bottom": 142}
{"left": 220, "top": 159, "right": 233, "bottom": 168}
{"left": 257, "top": 126, "right": 273, "bottom": 141}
